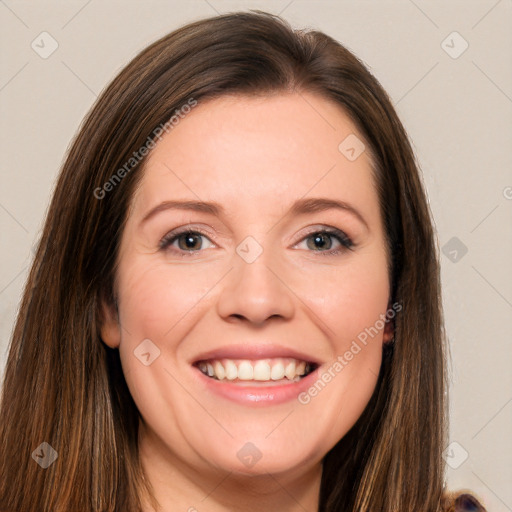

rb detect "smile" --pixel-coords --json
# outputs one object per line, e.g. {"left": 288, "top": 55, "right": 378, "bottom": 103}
{"left": 192, "top": 354, "right": 321, "bottom": 405}
{"left": 195, "top": 357, "right": 317, "bottom": 384}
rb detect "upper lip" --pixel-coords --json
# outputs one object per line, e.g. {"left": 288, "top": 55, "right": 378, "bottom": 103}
{"left": 191, "top": 343, "right": 323, "bottom": 366}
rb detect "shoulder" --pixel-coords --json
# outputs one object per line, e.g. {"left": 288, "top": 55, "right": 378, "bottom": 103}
{"left": 441, "top": 490, "right": 487, "bottom": 511}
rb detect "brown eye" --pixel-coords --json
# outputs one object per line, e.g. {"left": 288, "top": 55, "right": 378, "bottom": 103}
{"left": 160, "top": 230, "right": 214, "bottom": 253}
{"left": 176, "top": 233, "right": 203, "bottom": 251}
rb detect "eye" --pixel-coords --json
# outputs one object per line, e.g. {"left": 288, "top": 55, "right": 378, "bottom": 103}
{"left": 159, "top": 229, "right": 214, "bottom": 254}
{"left": 159, "top": 226, "right": 353, "bottom": 256}
{"left": 296, "top": 227, "right": 354, "bottom": 255}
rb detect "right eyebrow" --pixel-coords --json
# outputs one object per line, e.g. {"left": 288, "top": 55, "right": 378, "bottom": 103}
{"left": 140, "top": 200, "right": 224, "bottom": 226}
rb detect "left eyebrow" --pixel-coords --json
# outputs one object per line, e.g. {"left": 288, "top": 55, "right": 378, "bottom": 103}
{"left": 288, "top": 198, "right": 369, "bottom": 230}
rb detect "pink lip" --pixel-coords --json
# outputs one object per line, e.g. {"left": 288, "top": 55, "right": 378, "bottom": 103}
{"left": 192, "top": 364, "right": 322, "bottom": 406}
{"left": 191, "top": 343, "right": 323, "bottom": 365}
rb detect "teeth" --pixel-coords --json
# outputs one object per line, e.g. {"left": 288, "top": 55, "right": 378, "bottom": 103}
{"left": 238, "top": 361, "right": 253, "bottom": 380}
{"left": 214, "top": 361, "right": 225, "bottom": 380}
{"left": 196, "top": 357, "right": 314, "bottom": 382}
{"left": 270, "top": 362, "right": 285, "bottom": 380}
{"left": 284, "top": 361, "right": 296, "bottom": 380}
{"left": 225, "top": 360, "right": 238, "bottom": 380}
{"left": 253, "top": 361, "right": 271, "bottom": 380}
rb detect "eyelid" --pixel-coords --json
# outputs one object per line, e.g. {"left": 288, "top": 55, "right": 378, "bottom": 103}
{"left": 297, "top": 224, "right": 350, "bottom": 238}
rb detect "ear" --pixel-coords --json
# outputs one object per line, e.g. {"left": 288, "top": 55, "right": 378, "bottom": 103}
{"left": 383, "top": 305, "right": 395, "bottom": 345}
{"left": 99, "top": 296, "right": 121, "bottom": 349}
{"left": 383, "top": 318, "right": 394, "bottom": 345}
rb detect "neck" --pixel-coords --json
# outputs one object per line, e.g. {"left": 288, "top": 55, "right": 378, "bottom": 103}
{"left": 138, "top": 422, "right": 322, "bottom": 512}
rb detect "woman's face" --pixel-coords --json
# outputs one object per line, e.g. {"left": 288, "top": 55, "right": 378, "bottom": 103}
{"left": 101, "top": 92, "right": 393, "bottom": 478}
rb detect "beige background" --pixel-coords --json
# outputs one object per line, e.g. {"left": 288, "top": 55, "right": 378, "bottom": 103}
{"left": 1, "top": 1, "right": 511, "bottom": 509}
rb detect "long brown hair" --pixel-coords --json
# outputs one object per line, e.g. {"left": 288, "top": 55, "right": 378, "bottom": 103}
{"left": 0, "top": 10, "right": 486, "bottom": 512}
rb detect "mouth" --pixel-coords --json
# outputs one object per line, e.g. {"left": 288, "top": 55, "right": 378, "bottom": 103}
{"left": 190, "top": 344, "right": 324, "bottom": 404}
{"left": 193, "top": 357, "right": 319, "bottom": 386}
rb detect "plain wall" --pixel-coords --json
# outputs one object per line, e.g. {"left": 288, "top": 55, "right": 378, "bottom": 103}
{"left": 0, "top": 1, "right": 511, "bottom": 510}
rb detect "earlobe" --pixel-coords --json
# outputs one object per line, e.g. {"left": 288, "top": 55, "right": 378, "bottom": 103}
{"left": 99, "top": 298, "right": 121, "bottom": 349}
{"left": 383, "top": 317, "right": 395, "bottom": 345}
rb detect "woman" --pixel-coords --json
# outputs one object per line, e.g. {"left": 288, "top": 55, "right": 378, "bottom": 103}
{"left": 0, "top": 10, "right": 487, "bottom": 512}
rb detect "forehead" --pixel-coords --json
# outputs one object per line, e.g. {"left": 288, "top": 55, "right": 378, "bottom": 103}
{"left": 130, "top": 92, "right": 379, "bottom": 222}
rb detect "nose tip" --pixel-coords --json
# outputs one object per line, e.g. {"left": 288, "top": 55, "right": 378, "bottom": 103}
{"left": 216, "top": 255, "right": 295, "bottom": 325}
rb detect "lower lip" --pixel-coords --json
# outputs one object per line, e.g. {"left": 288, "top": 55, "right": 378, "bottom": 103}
{"left": 192, "top": 366, "right": 321, "bottom": 406}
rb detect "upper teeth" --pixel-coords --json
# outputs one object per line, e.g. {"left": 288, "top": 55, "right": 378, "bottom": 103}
{"left": 196, "top": 357, "right": 312, "bottom": 382}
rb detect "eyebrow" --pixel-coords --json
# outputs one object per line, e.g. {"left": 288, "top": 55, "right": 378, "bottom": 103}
{"left": 140, "top": 197, "right": 369, "bottom": 229}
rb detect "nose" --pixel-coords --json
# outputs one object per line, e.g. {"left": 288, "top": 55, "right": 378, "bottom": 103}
{"left": 216, "top": 248, "right": 295, "bottom": 326}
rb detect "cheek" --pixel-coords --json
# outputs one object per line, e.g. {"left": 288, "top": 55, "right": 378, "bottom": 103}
{"left": 298, "top": 250, "right": 389, "bottom": 432}
{"left": 116, "top": 257, "right": 224, "bottom": 340}
{"left": 297, "top": 252, "right": 390, "bottom": 347}
{"left": 113, "top": 259, "right": 221, "bottom": 429}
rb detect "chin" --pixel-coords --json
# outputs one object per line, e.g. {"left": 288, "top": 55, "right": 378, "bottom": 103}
{"left": 200, "top": 436, "right": 323, "bottom": 477}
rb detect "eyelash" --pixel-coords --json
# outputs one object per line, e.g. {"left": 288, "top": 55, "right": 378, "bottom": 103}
{"left": 159, "top": 226, "right": 354, "bottom": 256}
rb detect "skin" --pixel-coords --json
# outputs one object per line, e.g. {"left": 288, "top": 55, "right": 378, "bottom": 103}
{"left": 101, "top": 92, "right": 394, "bottom": 511}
